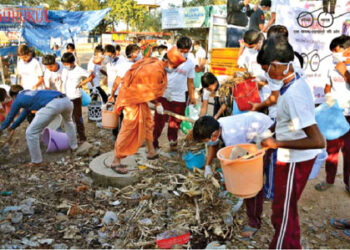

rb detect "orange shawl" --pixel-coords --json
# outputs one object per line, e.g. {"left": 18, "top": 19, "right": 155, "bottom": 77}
{"left": 116, "top": 58, "right": 167, "bottom": 110}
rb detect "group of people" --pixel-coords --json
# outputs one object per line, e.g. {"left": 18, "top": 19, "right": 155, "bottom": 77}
{"left": 0, "top": 16, "right": 349, "bottom": 249}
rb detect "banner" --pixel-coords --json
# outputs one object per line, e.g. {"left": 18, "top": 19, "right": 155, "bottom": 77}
{"left": 276, "top": 0, "right": 350, "bottom": 104}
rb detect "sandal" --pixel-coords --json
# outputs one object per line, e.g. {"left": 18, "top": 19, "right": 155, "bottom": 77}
{"left": 111, "top": 164, "right": 129, "bottom": 174}
{"left": 239, "top": 225, "right": 259, "bottom": 241}
{"left": 25, "top": 162, "right": 45, "bottom": 168}
{"left": 333, "top": 230, "right": 350, "bottom": 242}
{"left": 147, "top": 154, "right": 159, "bottom": 160}
{"left": 331, "top": 219, "right": 350, "bottom": 230}
{"left": 315, "top": 181, "right": 333, "bottom": 191}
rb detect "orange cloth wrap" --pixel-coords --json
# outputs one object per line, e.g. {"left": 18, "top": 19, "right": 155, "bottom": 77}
{"left": 114, "top": 58, "right": 167, "bottom": 159}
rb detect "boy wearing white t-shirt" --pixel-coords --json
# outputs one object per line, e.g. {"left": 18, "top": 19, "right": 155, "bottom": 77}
{"left": 88, "top": 45, "right": 108, "bottom": 103}
{"left": 61, "top": 52, "right": 94, "bottom": 143}
{"left": 258, "top": 37, "right": 325, "bottom": 249}
{"left": 104, "top": 44, "right": 125, "bottom": 96}
{"left": 107, "top": 44, "right": 141, "bottom": 138}
{"left": 153, "top": 36, "right": 196, "bottom": 151}
{"left": 17, "top": 45, "right": 44, "bottom": 90}
{"left": 315, "top": 35, "right": 350, "bottom": 193}
{"left": 193, "top": 113, "right": 274, "bottom": 240}
{"left": 42, "top": 55, "right": 63, "bottom": 91}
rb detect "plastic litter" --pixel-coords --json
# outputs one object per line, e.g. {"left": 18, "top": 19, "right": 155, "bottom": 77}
{"left": 102, "top": 211, "right": 118, "bottom": 226}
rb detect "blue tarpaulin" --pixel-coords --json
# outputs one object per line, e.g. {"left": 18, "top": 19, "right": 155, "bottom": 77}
{"left": 0, "top": 46, "right": 18, "bottom": 56}
{"left": 0, "top": 6, "right": 110, "bottom": 54}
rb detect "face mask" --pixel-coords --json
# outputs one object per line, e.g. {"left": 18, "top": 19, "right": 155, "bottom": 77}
{"left": 332, "top": 52, "right": 346, "bottom": 63}
{"left": 64, "top": 65, "right": 73, "bottom": 71}
{"left": 165, "top": 67, "right": 175, "bottom": 73}
{"left": 135, "top": 52, "right": 142, "bottom": 62}
{"left": 265, "top": 62, "right": 295, "bottom": 90}
{"left": 182, "top": 53, "right": 188, "bottom": 59}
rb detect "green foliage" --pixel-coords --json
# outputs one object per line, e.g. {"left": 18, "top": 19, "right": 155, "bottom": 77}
{"left": 137, "top": 13, "right": 162, "bottom": 32}
{"left": 108, "top": 0, "right": 146, "bottom": 31}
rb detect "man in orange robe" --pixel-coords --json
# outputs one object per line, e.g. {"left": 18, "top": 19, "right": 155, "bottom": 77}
{"left": 112, "top": 47, "right": 186, "bottom": 173}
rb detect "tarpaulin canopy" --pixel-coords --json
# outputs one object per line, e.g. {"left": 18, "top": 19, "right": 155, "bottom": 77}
{"left": 0, "top": 46, "right": 18, "bottom": 56}
{"left": 0, "top": 6, "right": 110, "bottom": 53}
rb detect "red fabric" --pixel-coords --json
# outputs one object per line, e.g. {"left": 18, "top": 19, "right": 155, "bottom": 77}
{"left": 153, "top": 97, "right": 186, "bottom": 148}
{"left": 244, "top": 149, "right": 273, "bottom": 229}
{"left": 0, "top": 99, "right": 13, "bottom": 122}
{"left": 270, "top": 158, "right": 316, "bottom": 249}
{"left": 325, "top": 116, "right": 350, "bottom": 187}
{"left": 232, "top": 78, "right": 261, "bottom": 111}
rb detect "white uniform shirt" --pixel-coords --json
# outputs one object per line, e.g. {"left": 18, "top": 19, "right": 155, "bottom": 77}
{"left": 61, "top": 65, "right": 90, "bottom": 100}
{"left": 114, "top": 60, "right": 135, "bottom": 96}
{"left": 276, "top": 76, "right": 321, "bottom": 163}
{"left": 163, "top": 59, "right": 195, "bottom": 102}
{"left": 271, "top": 0, "right": 290, "bottom": 12}
{"left": 17, "top": 58, "right": 44, "bottom": 90}
{"left": 328, "top": 64, "right": 350, "bottom": 116}
{"left": 195, "top": 47, "right": 206, "bottom": 65}
{"left": 218, "top": 112, "right": 274, "bottom": 146}
{"left": 106, "top": 56, "right": 124, "bottom": 94}
{"left": 87, "top": 57, "right": 102, "bottom": 89}
{"left": 44, "top": 62, "right": 64, "bottom": 91}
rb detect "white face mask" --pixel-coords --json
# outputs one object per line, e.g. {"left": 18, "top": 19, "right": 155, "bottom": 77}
{"left": 182, "top": 53, "right": 188, "bottom": 59}
{"left": 64, "top": 65, "right": 73, "bottom": 71}
{"left": 135, "top": 52, "right": 142, "bottom": 62}
{"left": 332, "top": 52, "right": 346, "bottom": 63}
{"left": 246, "top": 47, "right": 258, "bottom": 53}
{"left": 265, "top": 62, "right": 295, "bottom": 90}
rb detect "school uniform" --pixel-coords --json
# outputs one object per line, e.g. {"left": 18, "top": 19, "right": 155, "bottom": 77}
{"left": 44, "top": 62, "right": 64, "bottom": 91}
{"left": 17, "top": 58, "right": 44, "bottom": 90}
{"left": 153, "top": 59, "right": 195, "bottom": 149}
{"left": 61, "top": 65, "right": 90, "bottom": 142}
{"left": 87, "top": 57, "right": 108, "bottom": 103}
{"left": 325, "top": 64, "right": 350, "bottom": 189}
{"left": 270, "top": 74, "right": 321, "bottom": 249}
{"left": 0, "top": 90, "right": 77, "bottom": 163}
{"left": 217, "top": 112, "right": 274, "bottom": 229}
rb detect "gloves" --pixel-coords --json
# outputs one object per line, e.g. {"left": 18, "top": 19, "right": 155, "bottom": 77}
{"left": 204, "top": 165, "right": 213, "bottom": 179}
{"left": 156, "top": 103, "right": 164, "bottom": 115}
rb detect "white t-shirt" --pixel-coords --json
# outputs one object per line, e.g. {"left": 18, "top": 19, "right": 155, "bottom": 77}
{"left": 17, "top": 58, "right": 43, "bottom": 90}
{"left": 195, "top": 47, "right": 206, "bottom": 65}
{"left": 61, "top": 65, "right": 90, "bottom": 100}
{"left": 237, "top": 48, "right": 265, "bottom": 79}
{"left": 114, "top": 60, "right": 135, "bottom": 96}
{"left": 44, "top": 62, "right": 64, "bottom": 91}
{"left": 163, "top": 59, "right": 195, "bottom": 102}
{"left": 106, "top": 56, "right": 124, "bottom": 94}
{"left": 218, "top": 112, "right": 274, "bottom": 146}
{"left": 259, "top": 85, "right": 277, "bottom": 119}
{"left": 328, "top": 64, "right": 350, "bottom": 116}
{"left": 276, "top": 77, "right": 321, "bottom": 163}
{"left": 271, "top": 0, "right": 290, "bottom": 12}
{"left": 87, "top": 57, "right": 102, "bottom": 89}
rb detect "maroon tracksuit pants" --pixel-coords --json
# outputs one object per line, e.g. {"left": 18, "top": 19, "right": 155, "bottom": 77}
{"left": 153, "top": 97, "right": 186, "bottom": 149}
{"left": 325, "top": 116, "right": 350, "bottom": 189}
{"left": 270, "top": 158, "right": 316, "bottom": 249}
{"left": 244, "top": 149, "right": 273, "bottom": 229}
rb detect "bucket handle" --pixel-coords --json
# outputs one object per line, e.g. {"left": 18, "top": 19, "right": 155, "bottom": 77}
{"left": 103, "top": 102, "right": 115, "bottom": 111}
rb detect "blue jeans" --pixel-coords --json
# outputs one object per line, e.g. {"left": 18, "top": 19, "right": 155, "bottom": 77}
{"left": 226, "top": 26, "right": 247, "bottom": 48}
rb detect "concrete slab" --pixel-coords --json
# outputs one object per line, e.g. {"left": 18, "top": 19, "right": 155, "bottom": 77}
{"left": 89, "top": 151, "right": 142, "bottom": 188}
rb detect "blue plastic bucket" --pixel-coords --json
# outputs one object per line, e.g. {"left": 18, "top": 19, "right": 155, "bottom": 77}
{"left": 309, "top": 149, "right": 328, "bottom": 180}
{"left": 81, "top": 89, "right": 91, "bottom": 107}
{"left": 182, "top": 149, "right": 206, "bottom": 171}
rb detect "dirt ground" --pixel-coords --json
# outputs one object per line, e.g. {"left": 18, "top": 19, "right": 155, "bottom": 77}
{"left": 0, "top": 53, "right": 349, "bottom": 249}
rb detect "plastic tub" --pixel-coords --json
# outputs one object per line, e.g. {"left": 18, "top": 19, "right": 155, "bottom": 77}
{"left": 217, "top": 144, "right": 265, "bottom": 199}
{"left": 102, "top": 104, "right": 118, "bottom": 129}
{"left": 42, "top": 128, "right": 70, "bottom": 153}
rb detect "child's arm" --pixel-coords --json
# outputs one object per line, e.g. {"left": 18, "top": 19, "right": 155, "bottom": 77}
{"left": 205, "top": 144, "right": 220, "bottom": 167}
{"left": 32, "top": 76, "right": 44, "bottom": 90}
{"left": 77, "top": 73, "right": 94, "bottom": 88}
{"left": 214, "top": 103, "right": 227, "bottom": 120}
{"left": 187, "top": 78, "right": 196, "bottom": 105}
{"left": 108, "top": 76, "right": 122, "bottom": 103}
{"left": 262, "top": 124, "right": 325, "bottom": 150}
{"left": 100, "top": 69, "right": 107, "bottom": 76}
{"left": 200, "top": 99, "right": 209, "bottom": 116}
{"left": 249, "top": 90, "right": 279, "bottom": 111}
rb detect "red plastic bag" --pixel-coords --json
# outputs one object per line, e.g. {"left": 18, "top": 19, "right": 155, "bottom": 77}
{"left": 156, "top": 231, "right": 190, "bottom": 249}
{"left": 232, "top": 78, "right": 261, "bottom": 111}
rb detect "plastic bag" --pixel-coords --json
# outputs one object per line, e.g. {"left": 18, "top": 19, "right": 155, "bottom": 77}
{"left": 180, "top": 104, "right": 200, "bottom": 135}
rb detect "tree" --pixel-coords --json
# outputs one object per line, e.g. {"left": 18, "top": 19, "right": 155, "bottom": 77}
{"left": 108, "top": 0, "right": 146, "bottom": 31}
{"left": 136, "top": 13, "right": 162, "bottom": 32}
